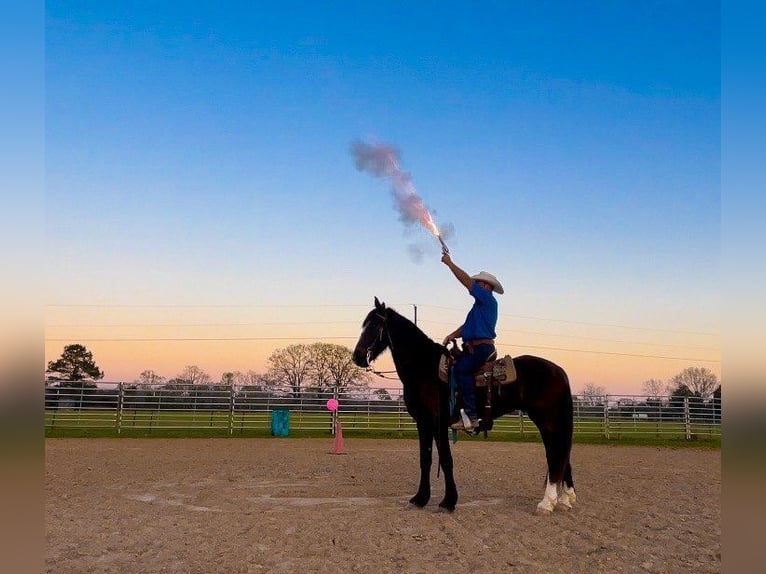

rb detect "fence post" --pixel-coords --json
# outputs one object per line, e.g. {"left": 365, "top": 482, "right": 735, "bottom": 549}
{"left": 228, "top": 384, "right": 235, "bottom": 436}
{"left": 603, "top": 396, "right": 610, "bottom": 440}
{"left": 116, "top": 382, "right": 124, "bottom": 434}
{"left": 519, "top": 410, "right": 524, "bottom": 437}
{"left": 684, "top": 396, "right": 691, "bottom": 440}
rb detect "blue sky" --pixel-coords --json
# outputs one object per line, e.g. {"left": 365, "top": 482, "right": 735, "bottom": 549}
{"left": 45, "top": 1, "right": 720, "bottom": 393}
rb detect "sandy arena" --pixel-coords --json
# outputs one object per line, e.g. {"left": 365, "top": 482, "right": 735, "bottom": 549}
{"left": 45, "top": 438, "right": 720, "bottom": 573}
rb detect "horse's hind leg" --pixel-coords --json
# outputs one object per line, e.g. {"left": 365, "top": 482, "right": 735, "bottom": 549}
{"left": 559, "top": 462, "right": 577, "bottom": 508}
{"left": 536, "top": 429, "right": 569, "bottom": 514}
{"left": 537, "top": 472, "right": 559, "bottom": 514}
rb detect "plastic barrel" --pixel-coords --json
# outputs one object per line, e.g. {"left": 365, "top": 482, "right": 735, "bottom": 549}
{"left": 270, "top": 409, "right": 290, "bottom": 437}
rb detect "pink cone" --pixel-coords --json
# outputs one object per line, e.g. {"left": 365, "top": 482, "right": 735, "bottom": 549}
{"left": 331, "top": 420, "right": 346, "bottom": 455}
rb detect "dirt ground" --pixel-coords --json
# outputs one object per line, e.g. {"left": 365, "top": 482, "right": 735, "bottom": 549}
{"left": 45, "top": 438, "right": 720, "bottom": 574}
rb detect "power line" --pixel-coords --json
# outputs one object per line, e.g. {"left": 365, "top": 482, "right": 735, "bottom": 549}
{"left": 44, "top": 336, "right": 358, "bottom": 342}
{"left": 45, "top": 302, "right": 717, "bottom": 337}
{"left": 48, "top": 315, "right": 718, "bottom": 354}
{"left": 45, "top": 303, "right": 371, "bottom": 309}
{"left": 497, "top": 342, "right": 719, "bottom": 364}
{"left": 46, "top": 321, "right": 360, "bottom": 327}
{"left": 417, "top": 304, "right": 718, "bottom": 337}
{"left": 44, "top": 335, "right": 718, "bottom": 364}
{"left": 416, "top": 319, "right": 719, "bottom": 353}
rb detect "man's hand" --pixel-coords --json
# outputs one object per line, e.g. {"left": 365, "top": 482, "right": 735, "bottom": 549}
{"left": 441, "top": 253, "right": 452, "bottom": 265}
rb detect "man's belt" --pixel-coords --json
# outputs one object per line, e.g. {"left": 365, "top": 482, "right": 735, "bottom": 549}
{"left": 464, "top": 338, "right": 495, "bottom": 352}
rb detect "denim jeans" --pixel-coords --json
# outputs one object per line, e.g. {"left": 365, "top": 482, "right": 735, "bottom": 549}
{"left": 454, "top": 343, "right": 495, "bottom": 419}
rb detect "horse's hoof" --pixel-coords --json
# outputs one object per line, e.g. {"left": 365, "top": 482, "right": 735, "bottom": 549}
{"left": 558, "top": 493, "right": 574, "bottom": 509}
{"left": 436, "top": 503, "right": 455, "bottom": 513}
{"left": 536, "top": 500, "right": 556, "bottom": 514}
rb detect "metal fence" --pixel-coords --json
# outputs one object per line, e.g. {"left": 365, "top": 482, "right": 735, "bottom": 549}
{"left": 44, "top": 382, "right": 721, "bottom": 440}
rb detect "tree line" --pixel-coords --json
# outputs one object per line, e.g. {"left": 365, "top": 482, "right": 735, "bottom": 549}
{"left": 46, "top": 344, "right": 722, "bottom": 406}
{"left": 578, "top": 366, "right": 721, "bottom": 405}
{"left": 45, "top": 342, "right": 371, "bottom": 396}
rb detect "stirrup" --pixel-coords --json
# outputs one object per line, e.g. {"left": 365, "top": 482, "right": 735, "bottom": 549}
{"left": 450, "top": 409, "right": 479, "bottom": 431}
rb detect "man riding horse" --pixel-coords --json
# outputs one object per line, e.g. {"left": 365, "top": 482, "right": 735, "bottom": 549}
{"left": 440, "top": 253, "right": 504, "bottom": 431}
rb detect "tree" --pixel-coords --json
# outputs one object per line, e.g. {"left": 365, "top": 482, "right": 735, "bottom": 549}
{"left": 220, "top": 372, "right": 235, "bottom": 386}
{"left": 642, "top": 378, "right": 666, "bottom": 400}
{"left": 46, "top": 344, "right": 103, "bottom": 387}
{"left": 266, "top": 344, "right": 313, "bottom": 396}
{"left": 175, "top": 365, "right": 212, "bottom": 386}
{"left": 134, "top": 370, "right": 166, "bottom": 388}
{"left": 373, "top": 388, "right": 392, "bottom": 401}
{"left": 579, "top": 382, "right": 606, "bottom": 406}
{"left": 308, "top": 343, "right": 369, "bottom": 392}
{"left": 668, "top": 367, "right": 719, "bottom": 400}
{"left": 233, "top": 370, "right": 274, "bottom": 391}
{"left": 266, "top": 343, "right": 369, "bottom": 395}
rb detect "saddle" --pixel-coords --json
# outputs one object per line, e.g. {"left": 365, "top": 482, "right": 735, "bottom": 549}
{"left": 439, "top": 346, "right": 518, "bottom": 435}
{"left": 473, "top": 355, "right": 517, "bottom": 387}
{"left": 438, "top": 351, "right": 517, "bottom": 387}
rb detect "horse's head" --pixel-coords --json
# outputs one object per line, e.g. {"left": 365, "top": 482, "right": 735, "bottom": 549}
{"left": 352, "top": 297, "right": 390, "bottom": 368}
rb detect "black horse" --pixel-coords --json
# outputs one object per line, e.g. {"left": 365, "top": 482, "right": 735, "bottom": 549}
{"left": 352, "top": 297, "right": 576, "bottom": 513}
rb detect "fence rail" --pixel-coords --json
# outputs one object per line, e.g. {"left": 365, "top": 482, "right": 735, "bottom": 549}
{"left": 44, "top": 382, "right": 721, "bottom": 440}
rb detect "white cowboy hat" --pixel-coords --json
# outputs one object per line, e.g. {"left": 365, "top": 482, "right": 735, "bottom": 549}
{"left": 471, "top": 271, "right": 504, "bottom": 294}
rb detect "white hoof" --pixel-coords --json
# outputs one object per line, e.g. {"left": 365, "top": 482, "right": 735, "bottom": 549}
{"left": 536, "top": 498, "right": 556, "bottom": 514}
{"left": 557, "top": 495, "right": 572, "bottom": 510}
{"left": 562, "top": 487, "right": 577, "bottom": 505}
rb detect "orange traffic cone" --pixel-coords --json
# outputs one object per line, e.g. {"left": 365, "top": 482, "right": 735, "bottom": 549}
{"left": 331, "top": 419, "right": 346, "bottom": 455}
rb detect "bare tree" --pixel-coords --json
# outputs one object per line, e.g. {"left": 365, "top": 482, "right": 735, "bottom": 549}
{"left": 265, "top": 343, "right": 370, "bottom": 395}
{"left": 220, "top": 372, "right": 235, "bottom": 386}
{"left": 668, "top": 367, "right": 719, "bottom": 400}
{"left": 579, "top": 382, "right": 607, "bottom": 406}
{"left": 134, "top": 369, "right": 167, "bottom": 389}
{"left": 309, "top": 342, "right": 369, "bottom": 392}
{"left": 642, "top": 378, "right": 666, "bottom": 400}
{"left": 307, "top": 343, "right": 334, "bottom": 390}
{"left": 267, "top": 344, "right": 313, "bottom": 396}
{"left": 176, "top": 365, "right": 212, "bottom": 386}
{"left": 232, "top": 370, "right": 273, "bottom": 391}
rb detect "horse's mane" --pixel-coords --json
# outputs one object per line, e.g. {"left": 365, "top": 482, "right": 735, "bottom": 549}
{"left": 386, "top": 307, "right": 440, "bottom": 351}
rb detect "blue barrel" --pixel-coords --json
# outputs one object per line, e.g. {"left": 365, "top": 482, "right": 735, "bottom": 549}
{"left": 270, "top": 409, "right": 290, "bottom": 437}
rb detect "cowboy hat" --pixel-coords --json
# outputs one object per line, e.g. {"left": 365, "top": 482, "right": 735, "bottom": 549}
{"left": 471, "top": 271, "right": 504, "bottom": 294}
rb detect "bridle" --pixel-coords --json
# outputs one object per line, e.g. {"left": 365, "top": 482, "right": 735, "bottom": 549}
{"left": 364, "top": 311, "right": 396, "bottom": 376}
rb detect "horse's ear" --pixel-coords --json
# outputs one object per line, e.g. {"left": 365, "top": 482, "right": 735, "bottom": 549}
{"left": 374, "top": 296, "right": 385, "bottom": 310}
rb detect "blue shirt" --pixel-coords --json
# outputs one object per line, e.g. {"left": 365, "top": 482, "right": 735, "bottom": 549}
{"left": 461, "top": 281, "right": 498, "bottom": 340}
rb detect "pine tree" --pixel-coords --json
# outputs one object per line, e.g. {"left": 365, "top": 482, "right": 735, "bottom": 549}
{"left": 46, "top": 344, "right": 104, "bottom": 387}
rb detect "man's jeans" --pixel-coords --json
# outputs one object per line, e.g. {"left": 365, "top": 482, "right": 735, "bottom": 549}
{"left": 454, "top": 344, "right": 495, "bottom": 420}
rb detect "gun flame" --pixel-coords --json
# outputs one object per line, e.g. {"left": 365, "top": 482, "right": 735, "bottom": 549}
{"left": 350, "top": 140, "right": 450, "bottom": 253}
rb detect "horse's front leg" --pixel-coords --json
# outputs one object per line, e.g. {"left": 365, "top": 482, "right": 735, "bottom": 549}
{"left": 408, "top": 422, "right": 433, "bottom": 508}
{"left": 434, "top": 423, "right": 458, "bottom": 512}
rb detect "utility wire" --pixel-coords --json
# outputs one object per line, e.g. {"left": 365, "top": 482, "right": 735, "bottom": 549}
{"left": 44, "top": 335, "right": 719, "bottom": 363}
{"left": 46, "top": 302, "right": 718, "bottom": 337}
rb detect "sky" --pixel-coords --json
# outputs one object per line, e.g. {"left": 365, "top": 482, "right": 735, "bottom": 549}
{"left": 44, "top": 1, "right": 721, "bottom": 395}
